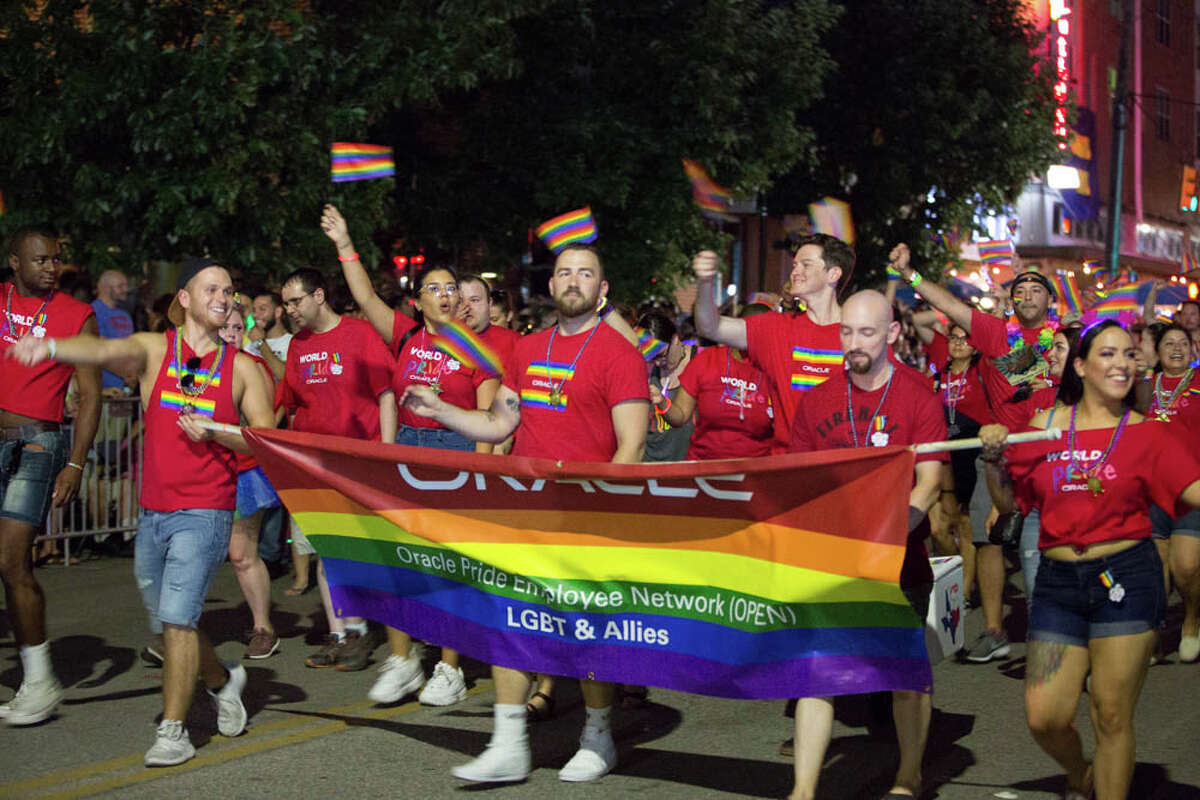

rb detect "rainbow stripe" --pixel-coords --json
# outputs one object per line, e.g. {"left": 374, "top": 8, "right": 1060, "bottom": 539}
{"left": 433, "top": 320, "right": 503, "bottom": 376}
{"left": 1181, "top": 248, "right": 1199, "bottom": 276}
{"left": 526, "top": 361, "right": 575, "bottom": 381}
{"left": 331, "top": 142, "right": 395, "bottom": 182}
{"left": 808, "top": 197, "right": 855, "bottom": 244}
{"left": 977, "top": 238, "right": 1015, "bottom": 266}
{"left": 682, "top": 159, "right": 735, "bottom": 222}
{"left": 535, "top": 207, "right": 598, "bottom": 253}
{"left": 519, "top": 389, "right": 568, "bottom": 411}
{"left": 159, "top": 391, "right": 216, "bottom": 417}
{"left": 791, "top": 347, "right": 842, "bottom": 391}
{"left": 165, "top": 365, "right": 222, "bottom": 387}
{"left": 635, "top": 327, "right": 668, "bottom": 360}
{"left": 1051, "top": 272, "right": 1083, "bottom": 313}
{"left": 245, "top": 429, "right": 932, "bottom": 699}
{"left": 1091, "top": 283, "right": 1141, "bottom": 317}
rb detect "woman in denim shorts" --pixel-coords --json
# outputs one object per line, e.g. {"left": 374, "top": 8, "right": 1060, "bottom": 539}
{"left": 980, "top": 320, "right": 1200, "bottom": 800}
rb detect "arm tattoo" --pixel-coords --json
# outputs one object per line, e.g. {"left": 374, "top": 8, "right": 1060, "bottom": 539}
{"left": 505, "top": 395, "right": 520, "bottom": 423}
{"left": 1026, "top": 640, "right": 1070, "bottom": 688}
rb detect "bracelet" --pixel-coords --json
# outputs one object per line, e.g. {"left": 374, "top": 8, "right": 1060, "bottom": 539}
{"left": 655, "top": 395, "right": 672, "bottom": 414}
{"left": 907, "top": 272, "right": 923, "bottom": 288}
{"left": 66, "top": 461, "right": 84, "bottom": 471}
{"left": 46, "top": 339, "right": 56, "bottom": 359}
{"left": 337, "top": 252, "right": 360, "bottom": 263}
{"left": 886, "top": 266, "right": 901, "bottom": 281}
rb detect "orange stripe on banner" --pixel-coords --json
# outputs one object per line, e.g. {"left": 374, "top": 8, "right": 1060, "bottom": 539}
{"left": 278, "top": 489, "right": 905, "bottom": 581}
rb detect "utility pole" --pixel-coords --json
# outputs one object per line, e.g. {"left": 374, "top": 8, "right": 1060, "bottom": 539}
{"left": 1104, "top": 0, "right": 1134, "bottom": 278}
{"left": 757, "top": 191, "right": 767, "bottom": 296}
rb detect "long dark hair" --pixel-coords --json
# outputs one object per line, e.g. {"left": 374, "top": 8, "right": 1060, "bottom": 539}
{"left": 1151, "top": 322, "right": 1188, "bottom": 373}
{"left": 1057, "top": 319, "right": 1136, "bottom": 407}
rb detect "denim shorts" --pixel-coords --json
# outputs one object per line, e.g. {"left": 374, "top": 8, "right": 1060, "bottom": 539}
{"left": 1029, "top": 538, "right": 1166, "bottom": 648}
{"left": 395, "top": 425, "right": 475, "bottom": 452}
{"left": 1148, "top": 504, "right": 1200, "bottom": 541}
{"left": 236, "top": 466, "right": 280, "bottom": 518}
{"left": 135, "top": 508, "right": 233, "bottom": 632}
{"left": 0, "top": 430, "right": 68, "bottom": 526}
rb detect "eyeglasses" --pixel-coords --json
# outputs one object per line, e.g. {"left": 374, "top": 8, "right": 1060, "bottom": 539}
{"left": 180, "top": 356, "right": 202, "bottom": 390}
{"left": 421, "top": 284, "right": 459, "bottom": 297}
{"left": 282, "top": 292, "right": 313, "bottom": 310}
{"left": 948, "top": 335, "right": 969, "bottom": 343}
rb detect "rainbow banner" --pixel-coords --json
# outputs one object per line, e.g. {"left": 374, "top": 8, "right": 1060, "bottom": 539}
{"left": 1090, "top": 282, "right": 1141, "bottom": 317}
{"left": 331, "top": 142, "right": 395, "bottom": 182}
{"left": 808, "top": 197, "right": 855, "bottom": 244}
{"left": 432, "top": 319, "right": 504, "bottom": 376}
{"left": 1051, "top": 272, "right": 1083, "bottom": 313}
{"left": 535, "top": 207, "right": 598, "bottom": 253}
{"left": 635, "top": 327, "right": 668, "bottom": 361}
{"left": 682, "top": 159, "right": 735, "bottom": 222}
{"left": 976, "top": 238, "right": 1015, "bottom": 266}
{"left": 246, "top": 429, "right": 930, "bottom": 699}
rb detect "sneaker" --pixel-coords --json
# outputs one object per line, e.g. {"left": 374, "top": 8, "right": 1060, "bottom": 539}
{"left": 452, "top": 741, "right": 531, "bottom": 783}
{"left": 419, "top": 661, "right": 468, "bottom": 706}
{"left": 305, "top": 635, "right": 344, "bottom": 669}
{"left": 141, "top": 635, "right": 165, "bottom": 668}
{"left": 245, "top": 629, "right": 280, "bottom": 660}
{"left": 0, "top": 678, "right": 64, "bottom": 726}
{"left": 144, "top": 720, "right": 195, "bottom": 767}
{"left": 559, "top": 729, "right": 618, "bottom": 782}
{"left": 334, "top": 631, "right": 373, "bottom": 672}
{"left": 964, "top": 630, "right": 1011, "bottom": 663}
{"left": 368, "top": 654, "right": 425, "bottom": 704}
{"left": 208, "top": 662, "right": 247, "bottom": 737}
{"left": 1179, "top": 634, "right": 1200, "bottom": 663}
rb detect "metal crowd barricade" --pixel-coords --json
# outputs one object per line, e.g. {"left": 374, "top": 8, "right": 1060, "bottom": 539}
{"left": 36, "top": 396, "right": 144, "bottom": 564}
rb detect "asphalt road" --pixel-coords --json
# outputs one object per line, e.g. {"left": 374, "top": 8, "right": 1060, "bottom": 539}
{"left": 1, "top": 551, "right": 1197, "bottom": 799}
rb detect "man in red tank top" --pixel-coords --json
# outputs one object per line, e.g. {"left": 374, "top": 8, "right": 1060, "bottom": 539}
{"left": 0, "top": 225, "right": 101, "bottom": 727}
{"left": 9, "top": 257, "right": 275, "bottom": 766}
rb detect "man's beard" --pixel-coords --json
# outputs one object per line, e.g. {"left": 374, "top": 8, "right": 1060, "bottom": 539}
{"left": 554, "top": 288, "right": 597, "bottom": 317}
{"left": 846, "top": 351, "right": 874, "bottom": 374}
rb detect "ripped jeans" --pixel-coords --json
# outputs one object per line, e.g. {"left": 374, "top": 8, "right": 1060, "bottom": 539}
{"left": 134, "top": 508, "right": 232, "bottom": 632}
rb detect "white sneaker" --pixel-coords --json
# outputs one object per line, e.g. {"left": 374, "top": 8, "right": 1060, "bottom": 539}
{"left": 1180, "top": 634, "right": 1200, "bottom": 663}
{"left": 367, "top": 654, "right": 424, "bottom": 704}
{"left": 451, "top": 741, "right": 531, "bottom": 783}
{"left": 418, "top": 661, "right": 468, "bottom": 706}
{"left": 208, "top": 662, "right": 247, "bottom": 737}
{"left": 558, "top": 729, "right": 617, "bottom": 782}
{"left": 0, "top": 678, "right": 64, "bottom": 726}
{"left": 144, "top": 720, "right": 196, "bottom": 767}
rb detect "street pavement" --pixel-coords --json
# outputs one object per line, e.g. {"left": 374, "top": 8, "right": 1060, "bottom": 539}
{"left": 1, "top": 551, "right": 1198, "bottom": 799}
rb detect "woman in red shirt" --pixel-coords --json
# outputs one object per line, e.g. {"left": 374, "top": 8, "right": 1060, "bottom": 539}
{"left": 980, "top": 320, "right": 1200, "bottom": 800}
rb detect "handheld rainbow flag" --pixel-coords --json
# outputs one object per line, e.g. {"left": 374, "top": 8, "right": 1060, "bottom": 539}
{"left": 682, "top": 159, "right": 736, "bottom": 222}
{"left": 1181, "top": 248, "right": 1199, "bottom": 276}
{"left": 808, "top": 197, "right": 855, "bottom": 244}
{"left": 1006, "top": 218, "right": 1019, "bottom": 237}
{"left": 331, "top": 142, "right": 395, "bottom": 183}
{"left": 246, "top": 428, "right": 931, "bottom": 699}
{"left": 535, "top": 207, "right": 598, "bottom": 254}
{"left": 976, "top": 238, "right": 1015, "bottom": 266}
{"left": 1090, "top": 282, "right": 1141, "bottom": 317}
{"left": 431, "top": 319, "right": 504, "bottom": 376}
{"left": 635, "top": 327, "right": 668, "bottom": 361}
{"left": 1051, "top": 272, "right": 1083, "bottom": 313}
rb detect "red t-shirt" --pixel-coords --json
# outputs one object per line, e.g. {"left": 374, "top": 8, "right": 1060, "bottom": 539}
{"left": 277, "top": 317, "right": 393, "bottom": 440}
{"left": 969, "top": 309, "right": 1057, "bottom": 422}
{"left": 790, "top": 364, "right": 948, "bottom": 588}
{"left": 1147, "top": 372, "right": 1200, "bottom": 450}
{"left": 0, "top": 284, "right": 95, "bottom": 422}
{"left": 927, "top": 332, "right": 993, "bottom": 428}
{"left": 677, "top": 346, "right": 774, "bottom": 460}
{"left": 1009, "top": 419, "right": 1200, "bottom": 551}
{"left": 390, "top": 309, "right": 420, "bottom": 359}
{"left": 502, "top": 322, "right": 648, "bottom": 462}
{"left": 393, "top": 327, "right": 489, "bottom": 428}
{"left": 745, "top": 311, "right": 842, "bottom": 445}
{"left": 480, "top": 323, "right": 520, "bottom": 366}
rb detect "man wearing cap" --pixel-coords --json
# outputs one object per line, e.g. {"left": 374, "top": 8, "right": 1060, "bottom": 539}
{"left": 9, "top": 256, "right": 275, "bottom": 765}
{"left": 892, "top": 244, "right": 1058, "bottom": 664}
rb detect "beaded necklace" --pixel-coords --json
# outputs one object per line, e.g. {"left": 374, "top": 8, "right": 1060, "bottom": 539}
{"left": 3, "top": 285, "right": 53, "bottom": 339}
{"left": 846, "top": 364, "right": 895, "bottom": 447}
{"left": 544, "top": 322, "right": 602, "bottom": 407}
{"left": 174, "top": 331, "right": 225, "bottom": 411}
{"left": 1066, "top": 405, "right": 1131, "bottom": 497}
{"left": 1151, "top": 368, "right": 1194, "bottom": 421}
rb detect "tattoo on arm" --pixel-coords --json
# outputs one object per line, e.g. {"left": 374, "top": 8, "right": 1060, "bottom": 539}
{"left": 505, "top": 396, "right": 519, "bottom": 413}
{"left": 1026, "top": 640, "right": 1070, "bottom": 688}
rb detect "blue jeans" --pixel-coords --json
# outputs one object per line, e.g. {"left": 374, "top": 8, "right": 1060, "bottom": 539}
{"left": 395, "top": 425, "right": 475, "bottom": 452}
{"left": 135, "top": 508, "right": 233, "bottom": 632}
{"left": 0, "top": 430, "right": 68, "bottom": 526}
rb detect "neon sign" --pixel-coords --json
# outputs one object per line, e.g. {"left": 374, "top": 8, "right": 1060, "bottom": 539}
{"left": 1050, "top": 1, "right": 1071, "bottom": 150}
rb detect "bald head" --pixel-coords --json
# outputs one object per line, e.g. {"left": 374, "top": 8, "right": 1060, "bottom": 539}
{"left": 840, "top": 290, "right": 899, "bottom": 377}
{"left": 97, "top": 270, "right": 129, "bottom": 305}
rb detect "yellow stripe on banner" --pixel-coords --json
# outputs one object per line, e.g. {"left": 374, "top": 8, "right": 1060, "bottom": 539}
{"left": 292, "top": 510, "right": 906, "bottom": 606}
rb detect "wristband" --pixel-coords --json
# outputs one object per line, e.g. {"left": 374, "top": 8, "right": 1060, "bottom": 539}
{"left": 907, "top": 272, "right": 923, "bottom": 288}
{"left": 66, "top": 461, "right": 85, "bottom": 471}
{"left": 46, "top": 339, "right": 56, "bottom": 360}
{"left": 655, "top": 395, "right": 672, "bottom": 414}
{"left": 886, "top": 266, "right": 901, "bottom": 281}
{"left": 337, "top": 252, "right": 360, "bottom": 263}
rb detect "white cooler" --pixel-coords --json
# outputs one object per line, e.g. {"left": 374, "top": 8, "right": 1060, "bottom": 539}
{"left": 924, "top": 555, "right": 965, "bottom": 663}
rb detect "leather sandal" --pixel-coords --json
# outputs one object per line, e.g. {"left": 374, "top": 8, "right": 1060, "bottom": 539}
{"left": 525, "top": 691, "right": 555, "bottom": 722}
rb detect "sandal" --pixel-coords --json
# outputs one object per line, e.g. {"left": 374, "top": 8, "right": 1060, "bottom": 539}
{"left": 525, "top": 691, "right": 556, "bottom": 722}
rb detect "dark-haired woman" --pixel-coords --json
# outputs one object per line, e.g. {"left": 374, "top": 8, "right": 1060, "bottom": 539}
{"left": 980, "top": 320, "right": 1200, "bottom": 800}
{"left": 641, "top": 311, "right": 693, "bottom": 463}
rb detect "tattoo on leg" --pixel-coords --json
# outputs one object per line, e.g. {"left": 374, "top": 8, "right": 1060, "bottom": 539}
{"left": 1026, "top": 640, "right": 1070, "bottom": 688}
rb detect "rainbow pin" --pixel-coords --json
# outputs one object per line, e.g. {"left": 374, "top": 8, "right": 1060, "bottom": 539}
{"left": 1098, "top": 569, "right": 1125, "bottom": 603}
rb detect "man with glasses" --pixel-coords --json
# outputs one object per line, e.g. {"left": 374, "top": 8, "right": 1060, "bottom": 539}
{"left": 8, "top": 256, "right": 275, "bottom": 764}
{"left": 276, "top": 267, "right": 396, "bottom": 671}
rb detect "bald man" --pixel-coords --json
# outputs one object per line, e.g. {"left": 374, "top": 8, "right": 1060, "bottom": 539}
{"left": 787, "top": 290, "right": 947, "bottom": 800}
{"left": 92, "top": 270, "right": 134, "bottom": 391}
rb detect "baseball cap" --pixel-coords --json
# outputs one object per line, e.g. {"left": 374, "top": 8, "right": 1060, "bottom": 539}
{"left": 1010, "top": 270, "right": 1056, "bottom": 299}
{"left": 166, "top": 256, "right": 221, "bottom": 327}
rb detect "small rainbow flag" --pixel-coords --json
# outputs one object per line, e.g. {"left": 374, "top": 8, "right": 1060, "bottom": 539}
{"left": 535, "top": 207, "right": 598, "bottom": 254}
{"left": 635, "top": 327, "right": 668, "bottom": 360}
{"left": 976, "top": 238, "right": 1015, "bottom": 266}
{"left": 1180, "top": 248, "right": 1199, "bottom": 276}
{"left": 432, "top": 319, "right": 504, "bottom": 376}
{"left": 1051, "top": 272, "right": 1083, "bottom": 313}
{"left": 1090, "top": 283, "right": 1141, "bottom": 317}
{"left": 682, "top": 159, "right": 735, "bottom": 222}
{"left": 331, "top": 142, "right": 395, "bottom": 183}
{"left": 1006, "top": 218, "right": 1019, "bottom": 237}
{"left": 808, "top": 197, "right": 855, "bottom": 244}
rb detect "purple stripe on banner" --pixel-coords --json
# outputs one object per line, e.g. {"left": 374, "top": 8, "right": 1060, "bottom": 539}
{"left": 332, "top": 584, "right": 931, "bottom": 698}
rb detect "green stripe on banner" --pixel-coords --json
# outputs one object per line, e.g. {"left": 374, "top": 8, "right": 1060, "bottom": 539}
{"left": 308, "top": 534, "right": 919, "bottom": 633}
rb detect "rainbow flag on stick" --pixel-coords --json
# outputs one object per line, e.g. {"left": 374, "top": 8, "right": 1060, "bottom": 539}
{"left": 808, "top": 197, "right": 855, "bottom": 244}
{"left": 635, "top": 327, "right": 668, "bottom": 360}
{"left": 432, "top": 319, "right": 504, "bottom": 376}
{"left": 535, "top": 207, "right": 598, "bottom": 254}
{"left": 682, "top": 159, "right": 736, "bottom": 222}
{"left": 247, "top": 429, "right": 931, "bottom": 699}
{"left": 976, "top": 238, "right": 1015, "bottom": 266}
{"left": 331, "top": 142, "right": 395, "bottom": 182}
{"left": 1051, "top": 272, "right": 1083, "bottom": 313}
{"left": 1090, "top": 282, "right": 1142, "bottom": 317}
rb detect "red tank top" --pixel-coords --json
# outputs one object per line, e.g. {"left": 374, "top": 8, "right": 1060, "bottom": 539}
{"left": 235, "top": 351, "right": 274, "bottom": 474}
{"left": 141, "top": 330, "right": 240, "bottom": 512}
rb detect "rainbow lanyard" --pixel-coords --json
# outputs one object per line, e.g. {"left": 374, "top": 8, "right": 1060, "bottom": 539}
{"left": 4, "top": 285, "right": 52, "bottom": 339}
